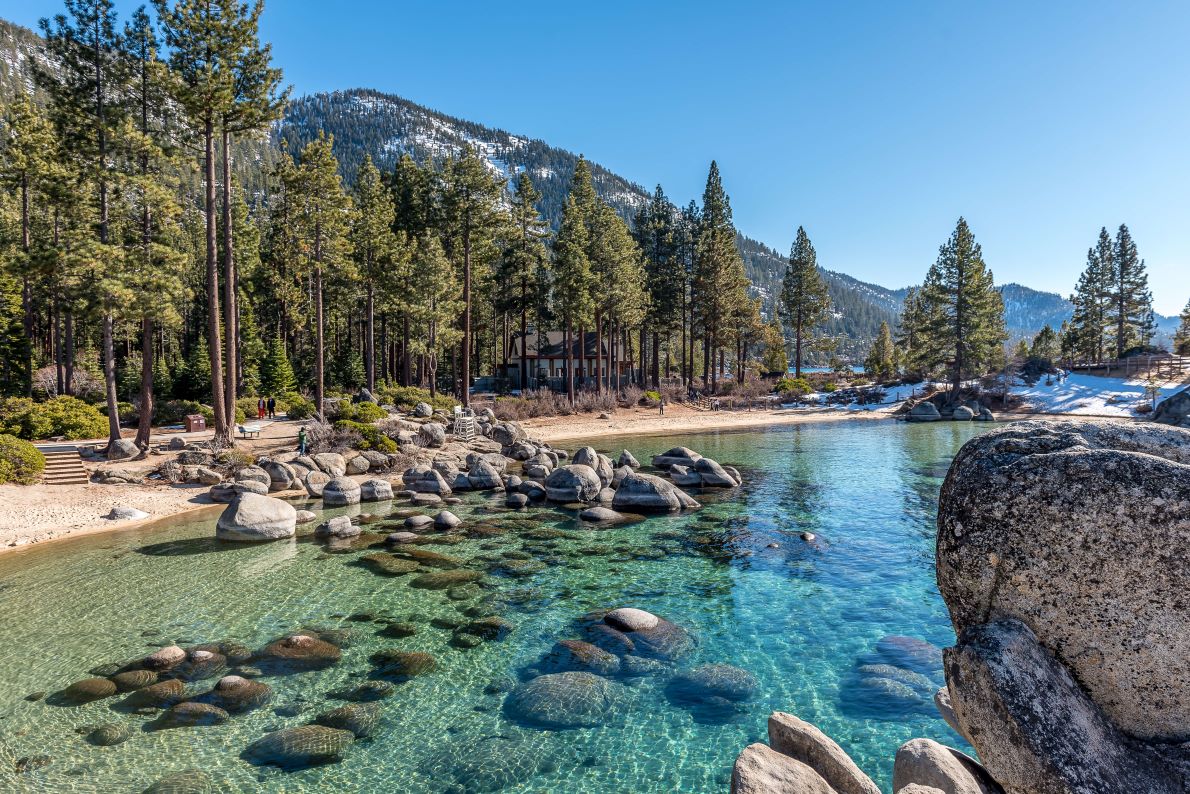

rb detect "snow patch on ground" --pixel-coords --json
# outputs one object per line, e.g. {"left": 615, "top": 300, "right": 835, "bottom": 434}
{"left": 1011, "top": 372, "right": 1184, "bottom": 417}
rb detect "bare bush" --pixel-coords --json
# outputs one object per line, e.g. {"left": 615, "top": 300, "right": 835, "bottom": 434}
{"left": 619, "top": 384, "right": 643, "bottom": 408}
{"left": 660, "top": 381, "right": 688, "bottom": 404}
{"left": 306, "top": 421, "right": 363, "bottom": 454}
{"left": 573, "top": 389, "right": 617, "bottom": 414}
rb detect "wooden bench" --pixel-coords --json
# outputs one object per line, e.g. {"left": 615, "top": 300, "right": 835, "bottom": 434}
{"left": 237, "top": 424, "right": 262, "bottom": 439}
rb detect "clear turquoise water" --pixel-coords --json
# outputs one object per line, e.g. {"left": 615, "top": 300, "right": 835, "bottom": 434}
{"left": 0, "top": 420, "right": 989, "bottom": 793}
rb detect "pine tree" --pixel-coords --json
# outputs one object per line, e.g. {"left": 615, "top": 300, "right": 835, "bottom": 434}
{"left": 0, "top": 96, "right": 56, "bottom": 395}
{"left": 760, "top": 318, "right": 788, "bottom": 374}
{"left": 1174, "top": 299, "right": 1190, "bottom": 356}
{"left": 442, "top": 146, "right": 505, "bottom": 406}
{"left": 122, "top": 7, "right": 188, "bottom": 446}
{"left": 39, "top": 0, "right": 131, "bottom": 448}
{"left": 692, "top": 161, "right": 749, "bottom": 391}
{"left": 635, "top": 185, "right": 683, "bottom": 386}
{"left": 217, "top": 0, "right": 288, "bottom": 425}
{"left": 1107, "top": 224, "right": 1153, "bottom": 358}
{"left": 779, "top": 226, "right": 831, "bottom": 378}
{"left": 917, "top": 218, "right": 1006, "bottom": 392}
{"left": 286, "top": 133, "right": 354, "bottom": 416}
{"left": 408, "top": 234, "right": 462, "bottom": 398}
{"left": 351, "top": 155, "right": 401, "bottom": 392}
{"left": 864, "top": 320, "right": 895, "bottom": 381}
{"left": 498, "top": 172, "right": 549, "bottom": 389}
{"left": 1068, "top": 228, "right": 1113, "bottom": 362}
{"left": 1030, "top": 324, "right": 1060, "bottom": 365}
{"left": 259, "top": 335, "right": 296, "bottom": 396}
{"left": 154, "top": 0, "right": 236, "bottom": 441}
{"left": 552, "top": 195, "right": 593, "bottom": 403}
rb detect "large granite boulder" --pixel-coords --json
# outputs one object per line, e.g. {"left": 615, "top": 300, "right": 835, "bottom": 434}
{"left": 403, "top": 465, "right": 453, "bottom": 495}
{"left": 612, "top": 472, "right": 699, "bottom": 512}
{"left": 543, "top": 464, "right": 602, "bottom": 502}
{"left": 937, "top": 420, "right": 1190, "bottom": 740}
{"left": 907, "top": 401, "right": 941, "bottom": 422}
{"left": 766, "top": 712, "right": 881, "bottom": 794}
{"left": 312, "top": 453, "right": 347, "bottom": 477}
{"left": 418, "top": 422, "right": 446, "bottom": 448}
{"left": 651, "top": 446, "right": 702, "bottom": 468}
{"left": 937, "top": 420, "right": 1190, "bottom": 794}
{"left": 944, "top": 620, "right": 1182, "bottom": 794}
{"left": 359, "top": 478, "right": 393, "bottom": 502}
{"left": 693, "top": 457, "right": 739, "bottom": 487}
{"left": 261, "top": 460, "right": 297, "bottom": 492}
{"left": 893, "top": 738, "right": 1002, "bottom": 794}
{"left": 322, "top": 477, "right": 361, "bottom": 506}
{"left": 731, "top": 743, "right": 836, "bottom": 794}
{"left": 490, "top": 421, "right": 526, "bottom": 446}
{"left": 215, "top": 493, "right": 296, "bottom": 541}
{"left": 466, "top": 459, "right": 504, "bottom": 490}
{"left": 1151, "top": 386, "right": 1190, "bottom": 426}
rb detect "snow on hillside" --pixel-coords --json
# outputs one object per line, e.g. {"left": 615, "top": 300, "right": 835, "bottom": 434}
{"left": 1011, "top": 372, "right": 1184, "bottom": 417}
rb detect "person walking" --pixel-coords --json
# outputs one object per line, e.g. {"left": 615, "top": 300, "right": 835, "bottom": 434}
{"left": 267, "top": 396, "right": 276, "bottom": 419}
{"left": 297, "top": 426, "right": 308, "bottom": 456}
{"left": 257, "top": 397, "right": 266, "bottom": 419}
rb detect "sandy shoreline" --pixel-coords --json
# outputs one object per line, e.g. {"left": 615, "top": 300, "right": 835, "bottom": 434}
{"left": 0, "top": 404, "right": 1104, "bottom": 554}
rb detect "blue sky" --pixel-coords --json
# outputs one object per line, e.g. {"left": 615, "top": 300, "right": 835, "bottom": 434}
{"left": 6, "top": 1, "right": 1189, "bottom": 314}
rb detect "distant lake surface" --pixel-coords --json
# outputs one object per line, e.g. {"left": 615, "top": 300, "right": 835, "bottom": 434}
{"left": 0, "top": 420, "right": 990, "bottom": 793}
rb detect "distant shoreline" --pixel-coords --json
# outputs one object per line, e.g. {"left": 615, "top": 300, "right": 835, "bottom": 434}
{"left": 0, "top": 405, "right": 1124, "bottom": 555}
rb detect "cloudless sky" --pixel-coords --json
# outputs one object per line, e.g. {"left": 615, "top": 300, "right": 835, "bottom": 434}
{"left": 5, "top": 0, "right": 1189, "bottom": 313}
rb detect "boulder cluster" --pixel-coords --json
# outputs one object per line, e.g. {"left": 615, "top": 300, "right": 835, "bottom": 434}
{"left": 732, "top": 419, "right": 1190, "bottom": 794}
{"left": 905, "top": 398, "right": 995, "bottom": 423}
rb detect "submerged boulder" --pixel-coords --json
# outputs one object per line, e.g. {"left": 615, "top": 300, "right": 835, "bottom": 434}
{"left": 651, "top": 446, "right": 702, "bottom": 468}
{"left": 504, "top": 671, "right": 619, "bottom": 729}
{"left": 314, "top": 702, "right": 382, "bottom": 738}
{"left": 60, "top": 677, "right": 117, "bottom": 704}
{"left": 150, "top": 702, "right": 229, "bottom": 729}
{"left": 243, "top": 725, "right": 354, "bottom": 770}
{"left": 215, "top": 493, "right": 296, "bottom": 541}
{"left": 257, "top": 633, "right": 341, "bottom": 671}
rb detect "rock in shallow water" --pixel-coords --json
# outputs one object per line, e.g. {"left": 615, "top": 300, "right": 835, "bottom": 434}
{"left": 766, "top": 711, "right": 882, "bottom": 794}
{"left": 892, "top": 737, "right": 1002, "bottom": 794}
{"left": 141, "top": 769, "right": 213, "bottom": 793}
{"left": 61, "top": 677, "right": 117, "bottom": 704}
{"left": 215, "top": 493, "right": 296, "bottom": 541}
{"left": 243, "top": 725, "right": 354, "bottom": 770}
{"left": 503, "top": 671, "right": 620, "bottom": 729}
{"left": 87, "top": 722, "right": 133, "bottom": 746}
{"left": 731, "top": 742, "right": 835, "bottom": 794}
{"left": 314, "top": 701, "right": 381, "bottom": 738}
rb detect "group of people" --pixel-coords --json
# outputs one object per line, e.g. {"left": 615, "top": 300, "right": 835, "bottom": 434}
{"left": 256, "top": 396, "right": 277, "bottom": 419}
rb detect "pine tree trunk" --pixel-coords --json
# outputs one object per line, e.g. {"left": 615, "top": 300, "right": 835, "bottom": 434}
{"left": 54, "top": 299, "right": 64, "bottom": 395}
{"left": 593, "top": 310, "right": 603, "bottom": 394}
{"left": 64, "top": 310, "right": 74, "bottom": 396}
{"left": 402, "top": 315, "right": 411, "bottom": 386}
{"left": 204, "top": 119, "right": 228, "bottom": 442}
{"left": 519, "top": 305, "right": 528, "bottom": 391}
{"left": 651, "top": 332, "right": 661, "bottom": 387}
{"left": 135, "top": 317, "right": 154, "bottom": 447}
{"left": 794, "top": 314, "right": 803, "bottom": 379}
{"left": 221, "top": 128, "right": 237, "bottom": 435}
{"left": 566, "top": 321, "right": 574, "bottom": 404}
{"left": 102, "top": 311, "right": 120, "bottom": 446}
{"left": 461, "top": 221, "right": 472, "bottom": 406}
{"left": 365, "top": 285, "right": 375, "bottom": 392}
{"left": 314, "top": 264, "right": 325, "bottom": 418}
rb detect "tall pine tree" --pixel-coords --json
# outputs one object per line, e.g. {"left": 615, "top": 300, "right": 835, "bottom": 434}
{"left": 1107, "top": 223, "right": 1153, "bottom": 358}
{"left": 917, "top": 218, "right": 1006, "bottom": 392}
{"left": 779, "top": 226, "right": 830, "bottom": 378}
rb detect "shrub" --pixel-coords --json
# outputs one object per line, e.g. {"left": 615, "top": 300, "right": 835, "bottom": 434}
{"left": 376, "top": 385, "right": 456, "bottom": 413}
{"left": 573, "top": 389, "right": 617, "bottom": 414}
{"left": 775, "top": 376, "right": 812, "bottom": 398}
{"left": 334, "top": 420, "right": 397, "bottom": 452}
{"left": 0, "top": 433, "right": 45, "bottom": 484}
{"left": 619, "top": 384, "right": 643, "bottom": 408}
{"left": 642, "top": 390, "right": 661, "bottom": 407}
{"left": 284, "top": 394, "right": 316, "bottom": 420}
{"left": 821, "top": 382, "right": 838, "bottom": 393}
{"left": 306, "top": 421, "right": 360, "bottom": 454}
{"left": 0, "top": 396, "right": 109, "bottom": 440}
{"left": 338, "top": 401, "right": 387, "bottom": 423}
{"left": 101, "top": 401, "right": 136, "bottom": 422}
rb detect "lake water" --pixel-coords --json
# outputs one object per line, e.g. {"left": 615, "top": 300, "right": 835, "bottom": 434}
{"left": 0, "top": 420, "right": 989, "bottom": 793}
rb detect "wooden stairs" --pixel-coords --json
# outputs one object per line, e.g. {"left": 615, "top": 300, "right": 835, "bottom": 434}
{"left": 37, "top": 444, "right": 89, "bottom": 486}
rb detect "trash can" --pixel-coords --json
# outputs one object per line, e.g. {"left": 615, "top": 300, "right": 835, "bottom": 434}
{"left": 185, "top": 414, "right": 206, "bottom": 433}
